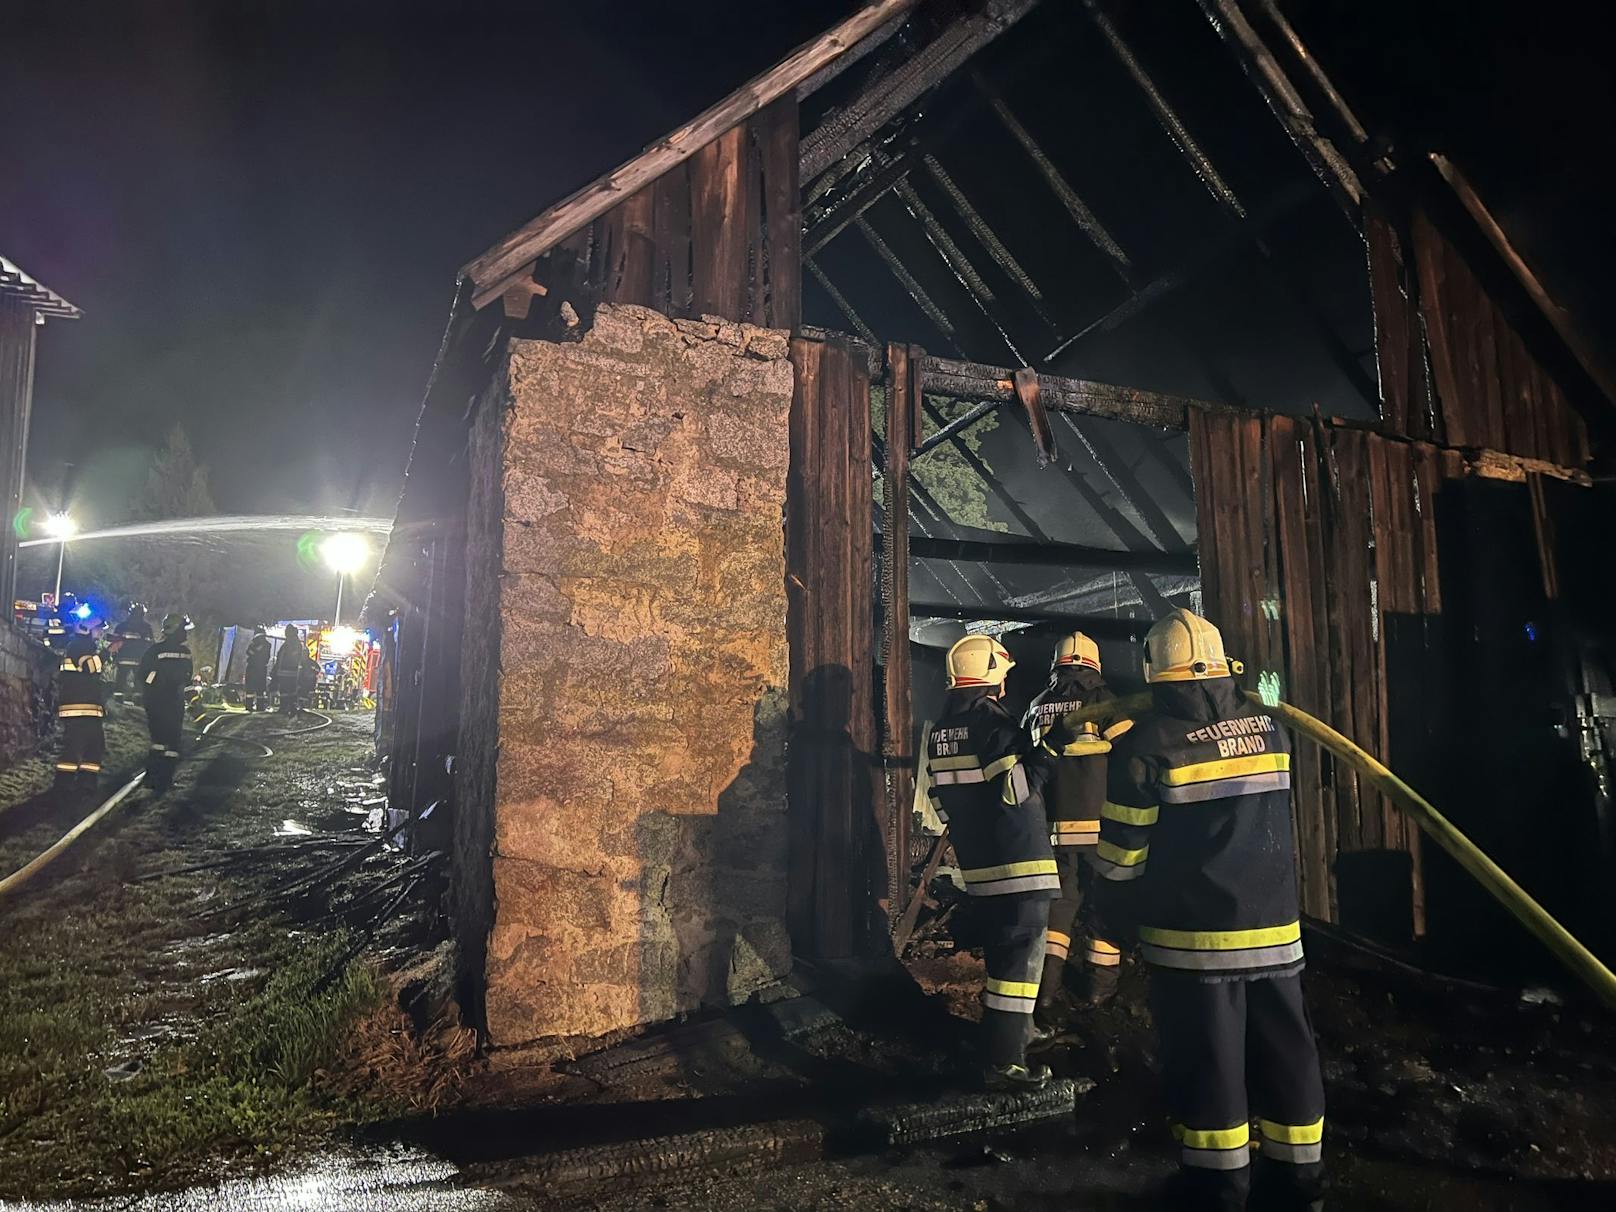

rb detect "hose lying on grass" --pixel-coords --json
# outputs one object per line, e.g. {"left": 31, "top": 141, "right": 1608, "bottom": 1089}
{"left": 1055, "top": 689, "right": 1616, "bottom": 1010}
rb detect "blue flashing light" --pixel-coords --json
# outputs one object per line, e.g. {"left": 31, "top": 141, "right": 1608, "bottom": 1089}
{"left": 1524, "top": 621, "right": 1539, "bottom": 644}
{"left": 73, "top": 602, "right": 93, "bottom": 620}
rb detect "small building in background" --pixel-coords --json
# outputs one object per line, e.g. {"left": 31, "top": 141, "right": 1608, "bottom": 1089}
{"left": 1, "top": 254, "right": 80, "bottom": 765}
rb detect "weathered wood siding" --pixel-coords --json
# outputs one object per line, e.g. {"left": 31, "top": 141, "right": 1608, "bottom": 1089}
{"left": 786, "top": 333, "right": 882, "bottom": 959}
{"left": 528, "top": 98, "right": 800, "bottom": 331}
{"left": 1366, "top": 205, "right": 1588, "bottom": 467}
{"left": 1191, "top": 411, "right": 1471, "bottom": 931}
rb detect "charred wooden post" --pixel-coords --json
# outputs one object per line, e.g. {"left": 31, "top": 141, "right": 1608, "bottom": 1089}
{"left": 881, "top": 344, "right": 919, "bottom": 938}
{"left": 1012, "top": 368, "right": 1058, "bottom": 467}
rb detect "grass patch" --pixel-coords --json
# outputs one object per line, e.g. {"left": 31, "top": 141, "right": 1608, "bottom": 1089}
{"left": 0, "top": 711, "right": 411, "bottom": 1200}
{"left": 0, "top": 923, "right": 390, "bottom": 1199}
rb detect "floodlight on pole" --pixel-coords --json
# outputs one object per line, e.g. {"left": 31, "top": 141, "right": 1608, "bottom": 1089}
{"left": 320, "top": 533, "right": 370, "bottom": 626}
{"left": 43, "top": 512, "right": 77, "bottom": 606}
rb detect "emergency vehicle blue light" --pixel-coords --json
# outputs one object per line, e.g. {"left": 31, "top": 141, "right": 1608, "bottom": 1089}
{"left": 1524, "top": 621, "right": 1539, "bottom": 643}
{"left": 73, "top": 602, "right": 92, "bottom": 620}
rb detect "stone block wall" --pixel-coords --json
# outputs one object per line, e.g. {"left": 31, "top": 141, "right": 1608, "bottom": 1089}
{"left": 462, "top": 303, "right": 795, "bottom": 1047}
{"left": 0, "top": 625, "right": 52, "bottom": 768}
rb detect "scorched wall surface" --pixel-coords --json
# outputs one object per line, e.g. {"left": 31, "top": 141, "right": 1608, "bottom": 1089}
{"left": 480, "top": 303, "right": 794, "bottom": 1046}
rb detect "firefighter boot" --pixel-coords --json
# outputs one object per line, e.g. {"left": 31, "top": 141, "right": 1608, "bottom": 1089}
{"left": 983, "top": 1061, "right": 1052, "bottom": 1091}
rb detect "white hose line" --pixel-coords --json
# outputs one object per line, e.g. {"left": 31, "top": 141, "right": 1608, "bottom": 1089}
{"left": 0, "top": 772, "right": 146, "bottom": 902}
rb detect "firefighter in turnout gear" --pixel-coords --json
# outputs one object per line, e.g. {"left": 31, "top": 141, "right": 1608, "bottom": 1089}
{"left": 1022, "top": 632, "right": 1131, "bottom": 1022}
{"left": 112, "top": 603, "right": 154, "bottom": 695}
{"left": 244, "top": 625, "right": 272, "bottom": 711}
{"left": 138, "top": 613, "right": 193, "bottom": 794}
{"left": 55, "top": 619, "right": 106, "bottom": 797}
{"left": 273, "top": 624, "right": 310, "bottom": 714}
{"left": 1091, "top": 609, "right": 1324, "bottom": 1210}
{"left": 927, "top": 634, "right": 1059, "bottom": 1089}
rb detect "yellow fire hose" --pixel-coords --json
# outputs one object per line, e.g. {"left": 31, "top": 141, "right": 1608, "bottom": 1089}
{"left": 1066, "top": 689, "right": 1616, "bottom": 1009}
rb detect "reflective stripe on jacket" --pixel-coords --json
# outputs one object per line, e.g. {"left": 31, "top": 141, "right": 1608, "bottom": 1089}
{"left": 927, "top": 689, "right": 1059, "bottom": 899}
{"left": 1023, "top": 666, "right": 1132, "bottom": 847}
{"left": 1090, "top": 675, "right": 1302, "bottom": 980}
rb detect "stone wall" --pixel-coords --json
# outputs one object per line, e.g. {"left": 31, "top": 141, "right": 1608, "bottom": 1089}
{"left": 469, "top": 303, "right": 794, "bottom": 1047}
{"left": 0, "top": 625, "right": 52, "bottom": 768}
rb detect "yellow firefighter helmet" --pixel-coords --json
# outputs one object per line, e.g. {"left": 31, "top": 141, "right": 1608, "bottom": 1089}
{"left": 1053, "top": 631, "right": 1101, "bottom": 673}
{"left": 1143, "top": 608, "right": 1231, "bottom": 683}
{"left": 946, "top": 634, "right": 1015, "bottom": 690}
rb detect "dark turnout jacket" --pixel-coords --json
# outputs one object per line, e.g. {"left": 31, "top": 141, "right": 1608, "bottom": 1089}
{"left": 273, "top": 636, "right": 308, "bottom": 690}
{"left": 57, "top": 635, "right": 106, "bottom": 719}
{"left": 1023, "top": 665, "right": 1131, "bottom": 848}
{"left": 138, "top": 633, "right": 193, "bottom": 698}
{"left": 244, "top": 634, "right": 272, "bottom": 690}
{"left": 927, "top": 689, "right": 1059, "bottom": 899}
{"left": 1090, "top": 676, "right": 1301, "bottom": 981}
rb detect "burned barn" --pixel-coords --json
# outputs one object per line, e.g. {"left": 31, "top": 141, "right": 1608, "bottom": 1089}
{"left": 366, "top": 0, "right": 1616, "bottom": 1048}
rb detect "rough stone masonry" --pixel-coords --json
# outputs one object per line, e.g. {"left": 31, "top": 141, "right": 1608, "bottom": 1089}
{"left": 467, "top": 303, "right": 795, "bottom": 1046}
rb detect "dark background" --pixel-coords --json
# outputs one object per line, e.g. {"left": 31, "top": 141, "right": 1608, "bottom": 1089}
{"left": 3, "top": 0, "right": 1610, "bottom": 556}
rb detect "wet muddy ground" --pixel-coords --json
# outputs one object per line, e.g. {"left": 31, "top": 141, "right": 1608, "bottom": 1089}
{"left": 5, "top": 707, "right": 1616, "bottom": 1209}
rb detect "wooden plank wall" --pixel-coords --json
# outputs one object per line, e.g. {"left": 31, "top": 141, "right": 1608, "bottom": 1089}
{"left": 0, "top": 296, "right": 37, "bottom": 612}
{"left": 786, "top": 333, "right": 881, "bottom": 960}
{"left": 532, "top": 97, "right": 801, "bottom": 331}
{"left": 1366, "top": 206, "right": 1588, "bottom": 468}
{"left": 1192, "top": 409, "right": 1467, "bottom": 928}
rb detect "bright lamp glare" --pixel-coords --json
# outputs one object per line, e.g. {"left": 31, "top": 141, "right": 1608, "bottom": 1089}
{"left": 73, "top": 603, "right": 92, "bottom": 620}
{"left": 325, "top": 625, "right": 360, "bottom": 657}
{"left": 320, "top": 533, "right": 370, "bottom": 575}
{"left": 43, "top": 512, "right": 77, "bottom": 539}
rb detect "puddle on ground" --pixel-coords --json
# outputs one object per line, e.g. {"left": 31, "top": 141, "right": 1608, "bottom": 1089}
{"left": 10, "top": 1146, "right": 516, "bottom": 1211}
{"left": 275, "top": 820, "right": 314, "bottom": 837}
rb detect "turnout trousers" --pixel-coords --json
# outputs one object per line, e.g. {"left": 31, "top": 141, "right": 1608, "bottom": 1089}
{"left": 57, "top": 717, "right": 105, "bottom": 778}
{"left": 144, "top": 691, "right": 184, "bottom": 792}
{"left": 974, "top": 896, "right": 1048, "bottom": 1067}
{"left": 1149, "top": 971, "right": 1325, "bottom": 1210}
{"left": 1040, "top": 849, "right": 1120, "bottom": 1009}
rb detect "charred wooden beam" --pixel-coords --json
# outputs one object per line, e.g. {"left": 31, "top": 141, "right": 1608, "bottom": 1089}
{"left": 919, "top": 355, "right": 1238, "bottom": 430}
{"left": 898, "top": 534, "right": 1198, "bottom": 576}
{"left": 855, "top": 218, "right": 957, "bottom": 338}
{"left": 1054, "top": 414, "right": 1188, "bottom": 552}
{"left": 973, "top": 72, "right": 1132, "bottom": 276}
{"left": 1013, "top": 369, "right": 1058, "bottom": 467}
{"left": 1250, "top": 0, "right": 1369, "bottom": 147}
{"left": 1081, "top": 0, "right": 1246, "bottom": 218}
{"left": 911, "top": 397, "right": 1008, "bottom": 458}
{"left": 1042, "top": 180, "right": 1315, "bottom": 364}
{"left": 1430, "top": 152, "right": 1616, "bottom": 413}
{"left": 806, "top": 259, "right": 881, "bottom": 345}
{"left": 799, "top": 0, "right": 1041, "bottom": 183}
{"left": 923, "top": 154, "right": 1049, "bottom": 307}
{"left": 1194, "top": 0, "right": 1363, "bottom": 222}
{"left": 463, "top": 0, "right": 921, "bottom": 302}
{"left": 910, "top": 601, "right": 1158, "bottom": 638}
{"left": 794, "top": 6, "right": 913, "bottom": 101}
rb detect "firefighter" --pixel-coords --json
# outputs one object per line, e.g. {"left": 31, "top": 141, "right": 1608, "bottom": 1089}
{"left": 111, "top": 602, "right": 154, "bottom": 695}
{"left": 138, "top": 612, "right": 193, "bottom": 794}
{"left": 55, "top": 618, "right": 106, "bottom": 797}
{"left": 1091, "top": 608, "right": 1324, "bottom": 1211}
{"left": 44, "top": 596, "right": 77, "bottom": 649}
{"left": 244, "top": 625, "right": 272, "bottom": 711}
{"left": 1022, "top": 631, "right": 1131, "bottom": 1025}
{"left": 926, "top": 634, "right": 1059, "bottom": 1089}
{"left": 273, "top": 624, "right": 306, "bottom": 713}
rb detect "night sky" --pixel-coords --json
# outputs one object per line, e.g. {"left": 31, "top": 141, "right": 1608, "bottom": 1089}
{"left": 4, "top": 0, "right": 1611, "bottom": 537}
